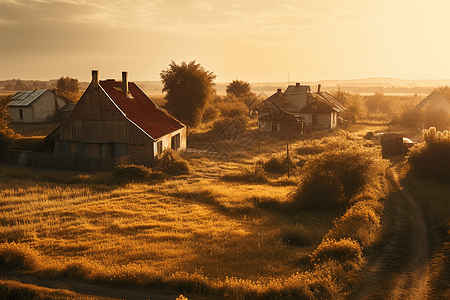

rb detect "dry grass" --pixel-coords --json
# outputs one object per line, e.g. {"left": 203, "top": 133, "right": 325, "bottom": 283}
{"left": 0, "top": 126, "right": 392, "bottom": 299}
{"left": 0, "top": 165, "right": 337, "bottom": 288}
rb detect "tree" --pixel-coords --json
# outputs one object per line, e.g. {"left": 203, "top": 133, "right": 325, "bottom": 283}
{"left": 398, "top": 104, "right": 422, "bottom": 130}
{"left": 0, "top": 95, "right": 14, "bottom": 153}
{"left": 343, "top": 93, "right": 367, "bottom": 123}
{"left": 56, "top": 76, "right": 80, "bottom": 102}
{"left": 160, "top": 61, "right": 216, "bottom": 127}
{"left": 13, "top": 79, "right": 29, "bottom": 91}
{"left": 226, "top": 80, "right": 251, "bottom": 98}
{"left": 0, "top": 95, "right": 11, "bottom": 129}
{"left": 332, "top": 88, "right": 351, "bottom": 106}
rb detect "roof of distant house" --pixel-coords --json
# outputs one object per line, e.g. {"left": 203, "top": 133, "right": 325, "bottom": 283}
{"left": 414, "top": 91, "right": 450, "bottom": 111}
{"left": 253, "top": 83, "right": 345, "bottom": 115}
{"left": 99, "top": 80, "right": 185, "bottom": 140}
{"left": 310, "top": 91, "right": 346, "bottom": 112}
{"left": 8, "top": 89, "right": 48, "bottom": 107}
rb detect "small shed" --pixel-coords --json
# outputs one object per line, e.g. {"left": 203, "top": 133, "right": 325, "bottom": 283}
{"left": 7, "top": 89, "right": 68, "bottom": 123}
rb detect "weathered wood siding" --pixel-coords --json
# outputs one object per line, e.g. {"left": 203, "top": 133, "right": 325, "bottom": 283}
{"left": 59, "top": 83, "right": 152, "bottom": 145}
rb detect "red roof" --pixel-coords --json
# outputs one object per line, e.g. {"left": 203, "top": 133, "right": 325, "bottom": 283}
{"left": 99, "top": 80, "right": 185, "bottom": 140}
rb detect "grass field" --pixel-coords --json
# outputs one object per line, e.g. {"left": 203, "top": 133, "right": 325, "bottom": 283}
{"left": 0, "top": 127, "right": 392, "bottom": 299}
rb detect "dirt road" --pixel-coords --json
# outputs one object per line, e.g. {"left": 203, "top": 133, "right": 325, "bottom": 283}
{"left": 350, "top": 167, "right": 434, "bottom": 300}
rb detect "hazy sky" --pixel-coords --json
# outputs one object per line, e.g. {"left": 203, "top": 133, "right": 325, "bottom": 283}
{"left": 1, "top": 0, "right": 450, "bottom": 83}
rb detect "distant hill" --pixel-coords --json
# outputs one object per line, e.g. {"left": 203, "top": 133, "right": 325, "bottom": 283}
{"left": 3, "top": 77, "right": 449, "bottom": 97}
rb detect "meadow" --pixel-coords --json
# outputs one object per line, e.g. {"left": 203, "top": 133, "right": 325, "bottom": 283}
{"left": 0, "top": 128, "right": 391, "bottom": 299}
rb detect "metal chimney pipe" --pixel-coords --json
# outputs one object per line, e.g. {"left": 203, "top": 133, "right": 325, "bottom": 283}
{"left": 317, "top": 84, "right": 321, "bottom": 93}
{"left": 122, "top": 71, "right": 128, "bottom": 94}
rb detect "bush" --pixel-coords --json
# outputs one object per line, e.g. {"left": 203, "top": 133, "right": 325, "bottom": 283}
{"left": 0, "top": 242, "right": 39, "bottom": 271}
{"left": 310, "top": 238, "right": 362, "bottom": 264}
{"left": 156, "top": 149, "right": 190, "bottom": 176}
{"left": 112, "top": 164, "right": 151, "bottom": 182}
{"left": 0, "top": 128, "right": 15, "bottom": 154}
{"left": 263, "top": 155, "right": 294, "bottom": 174}
{"left": 326, "top": 201, "right": 382, "bottom": 248}
{"left": 294, "top": 145, "right": 390, "bottom": 210}
{"left": 408, "top": 127, "right": 450, "bottom": 182}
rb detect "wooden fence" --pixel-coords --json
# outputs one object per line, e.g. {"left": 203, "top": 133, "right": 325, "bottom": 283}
{"left": 0, "top": 150, "right": 131, "bottom": 173}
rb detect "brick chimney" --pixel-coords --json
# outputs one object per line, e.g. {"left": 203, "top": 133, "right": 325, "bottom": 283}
{"left": 296, "top": 82, "right": 300, "bottom": 87}
{"left": 92, "top": 70, "right": 99, "bottom": 86}
{"left": 317, "top": 84, "right": 321, "bottom": 93}
{"left": 122, "top": 71, "right": 128, "bottom": 94}
{"left": 277, "top": 88, "right": 282, "bottom": 93}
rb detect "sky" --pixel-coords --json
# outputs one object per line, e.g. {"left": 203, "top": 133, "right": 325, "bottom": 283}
{"left": 1, "top": 0, "right": 450, "bottom": 83}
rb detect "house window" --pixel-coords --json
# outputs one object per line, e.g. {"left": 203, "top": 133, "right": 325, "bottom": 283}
{"left": 312, "top": 114, "right": 317, "bottom": 126}
{"left": 157, "top": 141, "right": 162, "bottom": 156}
{"left": 272, "top": 122, "right": 278, "bottom": 132}
{"left": 171, "top": 134, "right": 180, "bottom": 150}
{"left": 19, "top": 109, "right": 23, "bottom": 120}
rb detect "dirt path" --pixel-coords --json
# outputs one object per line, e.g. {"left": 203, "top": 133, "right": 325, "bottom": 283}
{"left": 350, "top": 167, "right": 433, "bottom": 300}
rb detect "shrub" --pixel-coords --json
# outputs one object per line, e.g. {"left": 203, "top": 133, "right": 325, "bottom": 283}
{"left": 263, "top": 155, "right": 294, "bottom": 174}
{"left": 156, "top": 149, "right": 190, "bottom": 176}
{"left": 326, "top": 202, "right": 382, "bottom": 248}
{"left": 112, "top": 164, "right": 151, "bottom": 182}
{"left": 0, "top": 128, "right": 15, "bottom": 154}
{"left": 0, "top": 242, "right": 39, "bottom": 271}
{"left": 408, "top": 127, "right": 450, "bottom": 182}
{"left": 310, "top": 238, "right": 362, "bottom": 264}
{"left": 294, "top": 145, "right": 390, "bottom": 210}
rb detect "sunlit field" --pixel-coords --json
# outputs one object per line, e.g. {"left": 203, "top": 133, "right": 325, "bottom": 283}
{"left": 0, "top": 130, "right": 391, "bottom": 299}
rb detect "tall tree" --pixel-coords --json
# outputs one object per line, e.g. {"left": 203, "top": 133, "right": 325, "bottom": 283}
{"left": 57, "top": 76, "right": 80, "bottom": 102}
{"left": 226, "top": 80, "right": 251, "bottom": 98}
{"left": 160, "top": 61, "right": 216, "bottom": 127}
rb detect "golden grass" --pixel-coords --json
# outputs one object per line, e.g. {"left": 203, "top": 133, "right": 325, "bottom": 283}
{"left": 0, "top": 127, "right": 392, "bottom": 298}
{"left": 0, "top": 165, "right": 337, "bottom": 285}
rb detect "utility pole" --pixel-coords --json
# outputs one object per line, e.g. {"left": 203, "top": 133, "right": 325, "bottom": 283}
{"left": 286, "top": 132, "right": 290, "bottom": 179}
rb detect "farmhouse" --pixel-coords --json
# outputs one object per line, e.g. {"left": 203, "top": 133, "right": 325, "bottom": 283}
{"left": 7, "top": 89, "right": 69, "bottom": 123}
{"left": 253, "top": 83, "right": 345, "bottom": 134}
{"left": 46, "top": 70, "right": 186, "bottom": 166}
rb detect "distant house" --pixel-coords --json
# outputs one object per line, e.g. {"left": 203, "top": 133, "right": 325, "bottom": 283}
{"left": 46, "top": 70, "right": 186, "bottom": 166}
{"left": 253, "top": 83, "right": 345, "bottom": 134}
{"left": 7, "top": 89, "right": 69, "bottom": 123}
{"left": 414, "top": 91, "right": 450, "bottom": 114}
